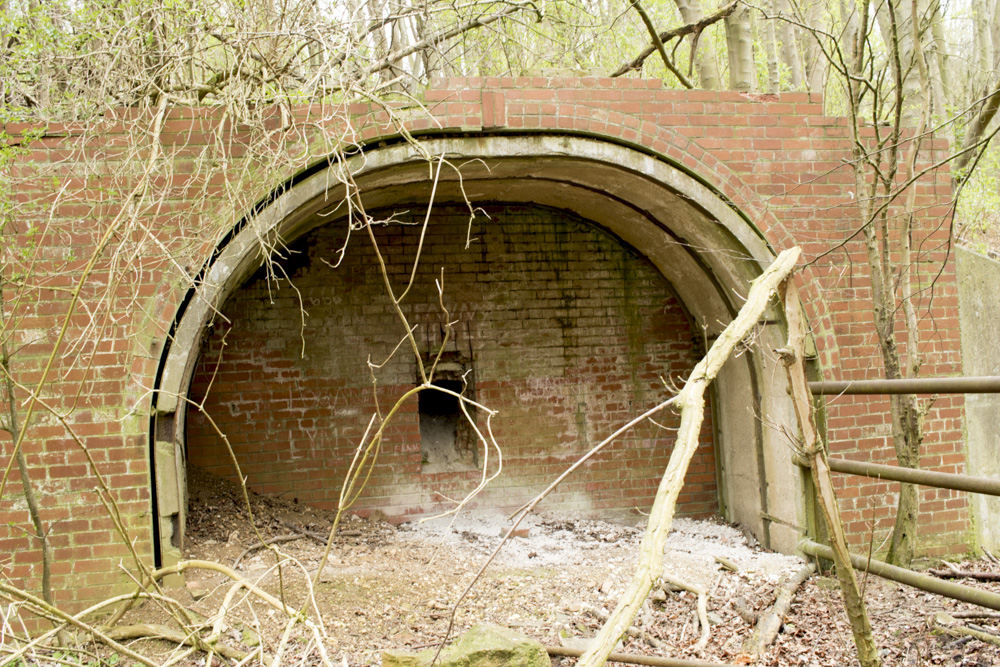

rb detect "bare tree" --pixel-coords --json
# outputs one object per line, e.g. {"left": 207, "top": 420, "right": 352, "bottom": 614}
{"left": 762, "top": 0, "right": 782, "bottom": 93}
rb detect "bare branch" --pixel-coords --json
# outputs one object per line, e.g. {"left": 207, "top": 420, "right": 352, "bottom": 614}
{"left": 611, "top": 1, "right": 737, "bottom": 78}
{"left": 626, "top": 0, "right": 694, "bottom": 88}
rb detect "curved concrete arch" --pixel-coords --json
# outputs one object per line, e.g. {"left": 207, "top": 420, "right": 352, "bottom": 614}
{"left": 152, "top": 133, "right": 806, "bottom": 567}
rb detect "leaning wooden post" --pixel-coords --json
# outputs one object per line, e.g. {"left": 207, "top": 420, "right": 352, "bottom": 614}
{"left": 576, "top": 247, "right": 801, "bottom": 667}
{"left": 777, "top": 278, "right": 881, "bottom": 667}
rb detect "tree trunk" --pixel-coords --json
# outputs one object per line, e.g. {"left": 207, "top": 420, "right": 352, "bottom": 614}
{"left": 888, "top": 7, "right": 933, "bottom": 567}
{"left": 875, "top": 0, "right": 921, "bottom": 125}
{"left": 953, "top": 84, "right": 1000, "bottom": 183}
{"left": 843, "top": 0, "right": 925, "bottom": 560}
{"left": 859, "top": 205, "right": 923, "bottom": 569}
{"left": 724, "top": 2, "right": 754, "bottom": 91}
{"left": 973, "top": 0, "right": 993, "bottom": 79}
{"left": 776, "top": 0, "right": 805, "bottom": 89}
{"left": 27, "top": 0, "right": 51, "bottom": 112}
{"left": 0, "top": 283, "right": 55, "bottom": 614}
{"left": 887, "top": 397, "right": 921, "bottom": 567}
{"left": 923, "top": 0, "right": 948, "bottom": 117}
{"left": 762, "top": 0, "right": 781, "bottom": 93}
{"left": 800, "top": 0, "right": 826, "bottom": 92}
{"left": 992, "top": 0, "right": 1000, "bottom": 72}
{"left": 0, "top": 0, "right": 7, "bottom": 104}
{"left": 671, "top": 0, "right": 722, "bottom": 89}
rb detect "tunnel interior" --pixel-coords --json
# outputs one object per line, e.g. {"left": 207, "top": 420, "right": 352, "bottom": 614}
{"left": 184, "top": 203, "right": 718, "bottom": 521}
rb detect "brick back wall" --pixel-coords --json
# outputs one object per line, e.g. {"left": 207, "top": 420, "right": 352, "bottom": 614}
{"left": 186, "top": 204, "right": 717, "bottom": 519}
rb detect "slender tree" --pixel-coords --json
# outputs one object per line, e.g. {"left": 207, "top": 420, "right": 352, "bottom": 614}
{"left": 672, "top": 0, "right": 724, "bottom": 88}
{"left": 725, "top": 2, "right": 755, "bottom": 90}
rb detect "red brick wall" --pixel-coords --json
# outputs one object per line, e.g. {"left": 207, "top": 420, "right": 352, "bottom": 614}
{"left": 0, "top": 75, "right": 968, "bottom": 611}
{"left": 186, "top": 204, "right": 717, "bottom": 519}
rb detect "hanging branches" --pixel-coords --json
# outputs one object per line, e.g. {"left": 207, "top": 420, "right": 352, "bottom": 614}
{"left": 0, "top": 1, "right": 539, "bottom": 660}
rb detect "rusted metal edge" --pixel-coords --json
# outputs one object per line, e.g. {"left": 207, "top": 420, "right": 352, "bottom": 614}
{"left": 823, "top": 457, "right": 1000, "bottom": 497}
{"left": 800, "top": 540, "right": 1000, "bottom": 611}
{"left": 545, "top": 646, "right": 737, "bottom": 667}
{"left": 809, "top": 376, "right": 1000, "bottom": 395}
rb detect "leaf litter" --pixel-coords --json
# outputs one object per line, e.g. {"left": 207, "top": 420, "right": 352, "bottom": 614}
{"left": 111, "top": 466, "right": 1000, "bottom": 666}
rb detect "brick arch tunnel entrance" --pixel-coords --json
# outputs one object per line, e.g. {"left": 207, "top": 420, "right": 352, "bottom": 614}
{"left": 152, "top": 134, "right": 805, "bottom": 569}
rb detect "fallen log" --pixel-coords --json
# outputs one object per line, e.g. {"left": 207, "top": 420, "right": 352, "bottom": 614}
{"left": 233, "top": 534, "right": 305, "bottom": 568}
{"left": 546, "top": 645, "right": 738, "bottom": 667}
{"left": 929, "top": 612, "right": 1000, "bottom": 647}
{"left": 106, "top": 624, "right": 248, "bottom": 661}
{"left": 929, "top": 568, "right": 1000, "bottom": 582}
{"left": 740, "top": 562, "right": 816, "bottom": 659}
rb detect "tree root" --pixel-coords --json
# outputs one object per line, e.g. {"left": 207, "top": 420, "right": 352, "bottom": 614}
{"left": 732, "top": 597, "right": 758, "bottom": 625}
{"left": 660, "top": 574, "right": 710, "bottom": 649}
{"left": 278, "top": 519, "right": 329, "bottom": 544}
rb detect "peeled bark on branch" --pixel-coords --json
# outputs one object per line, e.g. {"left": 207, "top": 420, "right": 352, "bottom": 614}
{"left": 575, "top": 247, "right": 801, "bottom": 667}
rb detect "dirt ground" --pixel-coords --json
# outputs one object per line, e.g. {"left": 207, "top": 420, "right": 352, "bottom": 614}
{"left": 114, "top": 467, "right": 1000, "bottom": 666}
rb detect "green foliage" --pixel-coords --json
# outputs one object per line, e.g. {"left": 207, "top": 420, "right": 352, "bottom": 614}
{"left": 957, "top": 142, "right": 1000, "bottom": 254}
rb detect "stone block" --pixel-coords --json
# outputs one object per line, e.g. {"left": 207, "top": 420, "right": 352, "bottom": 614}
{"left": 382, "top": 623, "right": 549, "bottom": 667}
